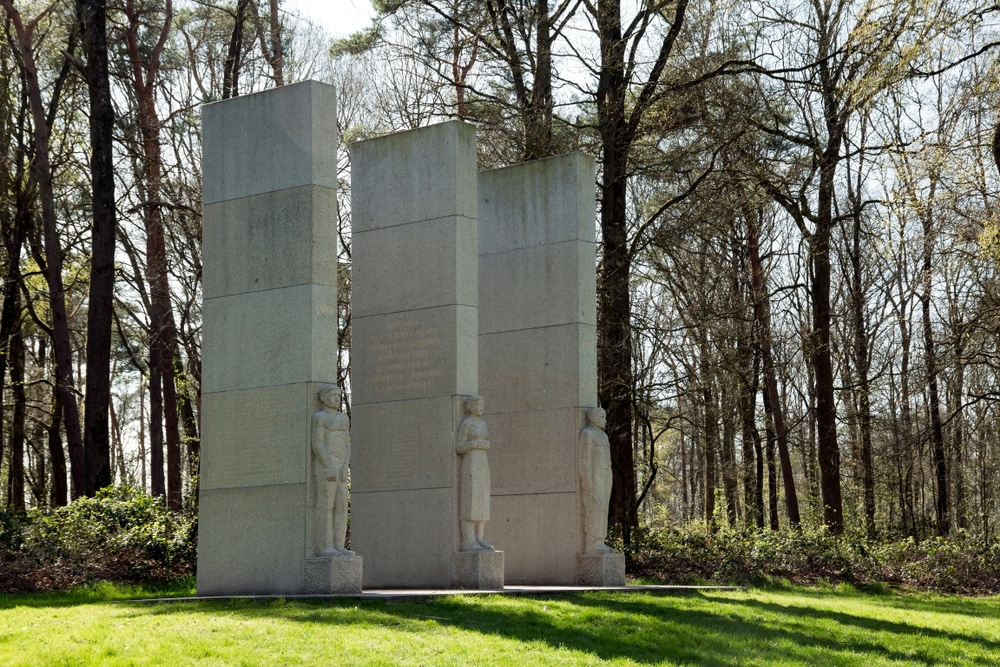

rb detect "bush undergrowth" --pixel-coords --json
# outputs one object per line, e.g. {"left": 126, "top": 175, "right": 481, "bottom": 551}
{"left": 4, "top": 488, "right": 1000, "bottom": 595}
{"left": 0, "top": 486, "right": 195, "bottom": 593}
{"left": 629, "top": 523, "right": 1000, "bottom": 594}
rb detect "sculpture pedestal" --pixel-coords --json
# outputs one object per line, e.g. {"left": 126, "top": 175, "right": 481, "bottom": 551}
{"left": 453, "top": 551, "right": 504, "bottom": 590}
{"left": 576, "top": 553, "right": 625, "bottom": 587}
{"left": 303, "top": 556, "right": 363, "bottom": 594}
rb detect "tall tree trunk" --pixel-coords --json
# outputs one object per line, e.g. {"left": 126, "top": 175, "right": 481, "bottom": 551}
{"left": 812, "top": 141, "right": 844, "bottom": 533}
{"left": 746, "top": 205, "right": 800, "bottom": 526}
{"left": 150, "top": 361, "right": 165, "bottom": 498}
{"left": 78, "top": 0, "right": 116, "bottom": 496}
{"left": 44, "top": 339, "right": 67, "bottom": 507}
{"left": 848, "top": 205, "right": 876, "bottom": 537}
{"left": 223, "top": 0, "right": 249, "bottom": 99}
{"left": 762, "top": 377, "right": 780, "bottom": 530}
{"left": 0, "top": 3, "right": 85, "bottom": 497}
{"left": 920, "top": 203, "right": 948, "bottom": 536}
{"left": 126, "top": 0, "right": 181, "bottom": 510}
{"left": 6, "top": 317, "right": 25, "bottom": 511}
{"left": 740, "top": 343, "right": 764, "bottom": 528}
{"left": 0, "top": 193, "right": 28, "bottom": 503}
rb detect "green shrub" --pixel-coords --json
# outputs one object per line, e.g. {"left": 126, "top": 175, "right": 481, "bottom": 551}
{"left": 0, "top": 486, "right": 195, "bottom": 593}
{"left": 630, "top": 523, "right": 1000, "bottom": 594}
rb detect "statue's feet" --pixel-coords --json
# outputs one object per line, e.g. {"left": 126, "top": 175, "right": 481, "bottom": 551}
{"left": 319, "top": 546, "right": 340, "bottom": 557}
{"left": 476, "top": 539, "right": 495, "bottom": 552}
{"left": 461, "top": 540, "right": 483, "bottom": 552}
{"left": 336, "top": 547, "right": 356, "bottom": 558}
{"left": 589, "top": 541, "right": 613, "bottom": 554}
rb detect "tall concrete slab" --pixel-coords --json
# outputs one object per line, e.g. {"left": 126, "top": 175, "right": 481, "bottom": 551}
{"left": 351, "top": 121, "right": 499, "bottom": 588}
{"left": 478, "top": 153, "right": 601, "bottom": 584}
{"left": 197, "top": 81, "right": 344, "bottom": 595}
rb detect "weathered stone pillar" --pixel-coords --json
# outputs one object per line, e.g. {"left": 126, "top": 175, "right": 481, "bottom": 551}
{"left": 479, "top": 153, "right": 624, "bottom": 585}
{"left": 197, "top": 81, "right": 360, "bottom": 595}
{"left": 351, "top": 121, "right": 503, "bottom": 589}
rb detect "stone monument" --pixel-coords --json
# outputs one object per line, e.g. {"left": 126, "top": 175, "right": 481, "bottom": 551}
{"left": 197, "top": 81, "right": 361, "bottom": 595}
{"left": 478, "top": 153, "right": 625, "bottom": 585}
{"left": 350, "top": 121, "right": 504, "bottom": 589}
{"left": 576, "top": 407, "right": 625, "bottom": 585}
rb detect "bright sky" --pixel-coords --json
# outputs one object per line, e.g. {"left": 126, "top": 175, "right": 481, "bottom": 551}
{"left": 283, "top": 0, "right": 376, "bottom": 38}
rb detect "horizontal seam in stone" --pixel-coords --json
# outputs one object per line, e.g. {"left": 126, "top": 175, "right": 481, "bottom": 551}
{"left": 353, "top": 213, "right": 477, "bottom": 233}
{"left": 204, "top": 281, "right": 337, "bottom": 301}
{"left": 200, "top": 482, "right": 305, "bottom": 492}
{"left": 203, "top": 182, "right": 337, "bottom": 207}
{"left": 351, "top": 486, "right": 453, "bottom": 493}
{"left": 352, "top": 303, "right": 477, "bottom": 319}
{"left": 478, "top": 239, "right": 594, "bottom": 257}
{"left": 479, "top": 323, "right": 595, "bottom": 335}
{"left": 202, "top": 381, "right": 327, "bottom": 396}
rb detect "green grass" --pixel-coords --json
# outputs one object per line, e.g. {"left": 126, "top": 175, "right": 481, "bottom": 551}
{"left": 1, "top": 580, "right": 998, "bottom": 666}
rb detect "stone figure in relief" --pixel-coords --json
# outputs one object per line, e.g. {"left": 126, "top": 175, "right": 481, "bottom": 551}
{"left": 312, "top": 386, "right": 354, "bottom": 557}
{"left": 456, "top": 395, "right": 494, "bottom": 552}
{"left": 579, "top": 407, "right": 613, "bottom": 554}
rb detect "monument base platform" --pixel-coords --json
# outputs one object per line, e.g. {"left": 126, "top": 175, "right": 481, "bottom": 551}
{"left": 576, "top": 552, "right": 625, "bottom": 586}
{"left": 304, "top": 556, "right": 363, "bottom": 594}
{"left": 453, "top": 550, "right": 504, "bottom": 590}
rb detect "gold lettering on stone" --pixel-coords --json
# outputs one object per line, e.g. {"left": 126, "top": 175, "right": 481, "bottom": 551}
{"left": 366, "top": 319, "right": 444, "bottom": 396}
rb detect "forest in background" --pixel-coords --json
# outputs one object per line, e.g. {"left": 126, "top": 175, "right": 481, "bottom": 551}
{"left": 1, "top": 0, "right": 1000, "bottom": 560}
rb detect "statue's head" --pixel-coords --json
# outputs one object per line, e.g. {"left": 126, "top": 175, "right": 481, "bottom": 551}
{"left": 587, "top": 407, "right": 607, "bottom": 430}
{"left": 466, "top": 395, "right": 485, "bottom": 416}
{"left": 318, "top": 385, "right": 340, "bottom": 408}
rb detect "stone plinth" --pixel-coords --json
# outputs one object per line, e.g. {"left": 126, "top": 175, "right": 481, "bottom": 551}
{"left": 303, "top": 556, "right": 364, "bottom": 594}
{"left": 478, "top": 153, "right": 607, "bottom": 584}
{"left": 350, "top": 121, "right": 493, "bottom": 588}
{"left": 576, "top": 553, "right": 626, "bottom": 587}
{"left": 197, "top": 81, "right": 342, "bottom": 596}
{"left": 453, "top": 551, "right": 505, "bottom": 590}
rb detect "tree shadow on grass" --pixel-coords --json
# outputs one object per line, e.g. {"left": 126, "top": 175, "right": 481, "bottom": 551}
{"left": 773, "top": 586, "right": 1000, "bottom": 619}
{"left": 124, "top": 591, "right": 1000, "bottom": 666}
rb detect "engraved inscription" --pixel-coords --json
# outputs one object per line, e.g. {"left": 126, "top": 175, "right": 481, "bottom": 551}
{"left": 366, "top": 319, "right": 444, "bottom": 396}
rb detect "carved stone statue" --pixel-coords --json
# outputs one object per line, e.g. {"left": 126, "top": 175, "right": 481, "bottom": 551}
{"left": 456, "top": 395, "right": 494, "bottom": 552}
{"left": 579, "top": 407, "right": 613, "bottom": 554}
{"left": 312, "top": 386, "right": 354, "bottom": 557}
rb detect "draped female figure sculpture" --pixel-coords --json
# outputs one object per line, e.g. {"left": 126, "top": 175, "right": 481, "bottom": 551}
{"left": 579, "top": 407, "right": 613, "bottom": 554}
{"left": 456, "top": 395, "right": 494, "bottom": 552}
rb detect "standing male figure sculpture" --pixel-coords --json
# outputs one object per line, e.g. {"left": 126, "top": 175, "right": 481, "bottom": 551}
{"left": 579, "top": 407, "right": 613, "bottom": 553}
{"left": 456, "top": 395, "right": 494, "bottom": 552}
{"left": 312, "top": 386, "right": 353, "bottom": 557}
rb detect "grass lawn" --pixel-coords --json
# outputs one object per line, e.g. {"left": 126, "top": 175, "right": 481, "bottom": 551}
{"left": 1, "top": 581, "right": 997, "bottom": 666}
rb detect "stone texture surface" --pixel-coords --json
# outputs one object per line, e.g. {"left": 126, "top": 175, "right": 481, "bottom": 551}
{"left": 478, "top": 153, "right": 594, "bottom": 254}
{"left": 478, "top": 325, "right": 596, "bottom": 413}
{"left": 303, "top": 556, "right": 364, "bottom": 594}
{"left": 486, "top": 409, "right": 578, "bottom": 496}
{"left": 199, "top": 383, "right": 315, "bottom": 490}
{"left": 349, "top": 396, "right": 466, "bottom": 493}
{"left": 351, "top": 121, "right": 477, "bottom": 231}
{"left": 351, "top": 487, "right": 456, "bottom": 587}
{"left": 352, "top": 216, "right": 477, "bottom": 317}
{"left": 197, "top": 484, "right": 308, "bottom": 595}
{"left": 576, "top": 553, "right": 626, "bottom": 587}
{"left": 351, "top": 306, "right": 477, "bottom": 406}
{"left": 202, "top": 80, "right": 338, "bottom": 204}
{"left": 479, "top": 153, "right": 606, "bottom": 585}
{"left": 202, "top": 185, "right": 338, "bottom": 299}
{"left": 350, "top": 121, "right": 493, "bottom": 588}
{"left": 478, "top": 240, "right": 595, "bottom": 334}
{"left": 197, "top": 82, "right": 342, "bottom": 596}
{"left": 202, "top": 284, "right": 339, "bottom": 394}
{"left": 453, "top": 551, "right": 505, "bottom": 590}
{"left": 489, "top": 493, "right": 577, "bottom": 584}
